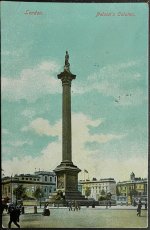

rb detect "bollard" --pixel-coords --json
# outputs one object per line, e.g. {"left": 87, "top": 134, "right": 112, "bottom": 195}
{"left": 34, "top": 205, "right": 37, "bottom": 214}
{"left": 21, "top": 206, "right": 25, "bottom": 214}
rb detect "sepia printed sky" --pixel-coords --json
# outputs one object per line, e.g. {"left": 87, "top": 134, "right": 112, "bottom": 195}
{"left": 1, "top": 2, "right": 148, "bottom": 182}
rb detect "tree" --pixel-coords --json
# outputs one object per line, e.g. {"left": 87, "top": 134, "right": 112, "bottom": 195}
{"left": 33, "top": 187, "right": 43, "bottom": 200}
{"left": 116, "top": 186, "right": 121, "bottom": 196}
{"left": 13, "top": 184, "right": 26, "bottom": 202}
{"left": 106, "top": 192, "right": 112, "bottom": 200}
{"left": 100, "top": 189, "right": 106, "bottom": 196}
{"left": 128, "top": 189, "right": 138, "bottom": 203}
{"left": 98, "top": 196, "right": 106, "bottom": 201}
{"left": 85, "top": 187, "right": 91, "bottom": 198}
{"left": 99, "top": 189, "right": 110, "bottom": 201}
{"left": 33, "top": 187, "right": 44, "bottom": 207}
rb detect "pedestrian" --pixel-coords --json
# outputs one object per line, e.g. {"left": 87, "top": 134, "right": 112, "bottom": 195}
{"left": 109, "top": 200, "right": 111, "bottom": 208}
{"left": 42, "top": 203, "right": 50, "bottom": 216}
{"left": 74, "top": 201, "right": 78, "bottom": 211}
{"left": 68, "top": 201, "right": 72, "bottom": 211}
{"left": 78, "top": 202, "right": 81, "bottom": 210}
{"left": 144, "top": 199, "right": 147, "bottom": 210}
{"left": 8, "top": 205, "right": 20, "bottom": 228}
{"left": 137, "top": 200, "right": 142, "bottom": 217}
{"left": 106, "top": 200, "right": 108, "bottom": 209}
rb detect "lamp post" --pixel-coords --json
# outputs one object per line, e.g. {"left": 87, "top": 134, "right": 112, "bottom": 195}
{"left": 11, "top": 175, "right": 13, "bottom": 203}
{"left": 39, "top": 193, "right": 41, "bottom": 208}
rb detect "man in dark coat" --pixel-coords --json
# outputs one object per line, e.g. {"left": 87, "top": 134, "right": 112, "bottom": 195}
{"left": 137, "top": 200, "right": 142, "bottom": 217}
{"left": 8, "top": 205, "right": 20, "bottom": 228}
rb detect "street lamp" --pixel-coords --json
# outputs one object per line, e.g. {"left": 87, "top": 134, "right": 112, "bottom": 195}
{"left": 40, "top": 193, "right": 42, "bottom": 208}
{"left": 11, "top": 175, "right": 13, "bottom": 203}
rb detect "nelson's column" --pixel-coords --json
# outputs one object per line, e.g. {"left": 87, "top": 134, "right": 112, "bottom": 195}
{"left": 54, "top": 51, "right": 85, "bottom": 200}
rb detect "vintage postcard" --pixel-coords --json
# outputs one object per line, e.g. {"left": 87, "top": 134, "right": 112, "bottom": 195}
{"left": 1, "top": 1, "right": 149, "bottom": 228}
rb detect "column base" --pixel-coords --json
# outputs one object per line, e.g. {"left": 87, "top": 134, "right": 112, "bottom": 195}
{"left": 54, "top": 161, "right": 81, "bottom": 193}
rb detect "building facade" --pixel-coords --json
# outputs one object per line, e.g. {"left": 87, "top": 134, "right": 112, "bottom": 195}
{"left": 116, "top": 172, "right": 147, "bottom": 204}
{"left": 79, "top": 178, "right": 116, "bottom": 201}
{"left": 2, "top": 171, "right": 56, "bottom": 203}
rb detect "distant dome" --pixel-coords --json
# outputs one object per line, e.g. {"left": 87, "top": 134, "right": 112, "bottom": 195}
{"left": 130, "top": 172, "right": 135, "bottom": 180}
{"left": 130, "top": 172, "right": 135, "bottom": 176}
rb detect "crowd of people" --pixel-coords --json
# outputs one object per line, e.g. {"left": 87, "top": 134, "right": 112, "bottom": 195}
{"left": 68, "top": 200, "right": 81, "bottom": 211}
{"left": 2, "top": 198, "right": 147, "bottom": 228}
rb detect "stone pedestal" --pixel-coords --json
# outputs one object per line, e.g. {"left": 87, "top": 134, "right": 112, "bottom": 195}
{"left": 54, "top": 162, "right": 85, "bottom": 200}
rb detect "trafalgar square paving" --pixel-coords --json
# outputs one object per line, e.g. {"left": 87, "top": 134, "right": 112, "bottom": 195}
{"left": 2, "top": 205, "right": 148, "bottom": 228}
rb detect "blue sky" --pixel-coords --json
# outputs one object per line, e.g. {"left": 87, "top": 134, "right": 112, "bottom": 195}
{"left": 1, "top": 2, "right": 148, "bottom": 181}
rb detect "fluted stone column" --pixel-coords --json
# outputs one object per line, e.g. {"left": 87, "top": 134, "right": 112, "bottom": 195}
{"left": 58, "top": 71, "right": 75, "bottom": 164}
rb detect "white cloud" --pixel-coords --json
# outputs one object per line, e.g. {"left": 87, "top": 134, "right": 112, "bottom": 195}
{"left": 38, "top": 61, "right": 58, "bottom": 72}
{"left": 1, "top": 112, "right": 135, "bottom": 181}
{"left": 84, "top": 156, "right": 148, "bottom": 182}
{"left": 21, "top": 109, "right": 36, "bottom": 119}
{"left": 2, "top": 128, "right": 9, "bottom": 135}
{"left": 2, "top": 146, "right": 12, "bottom": 156}
{"left": 73, "top": 60, "right": 147, "bottom": 106}
{"left": 21, "top": 113, "right": 123, "bottom": 145}
{"left": 1, "top": 49, "right": 22, "bottom": 57}
{"left": 1, "top": 60, "right": 62, "bottom": 102}
{"left": 8, "top": 140, "right": 33, "bottom": 147}
{"left": 2, "top": 145, "right": 148, "bottom": 182}
{"left": 22, "top": 117, "right": 62, "bottom": 140}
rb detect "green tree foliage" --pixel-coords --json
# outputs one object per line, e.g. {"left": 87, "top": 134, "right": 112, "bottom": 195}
{"left": 116, "top": 186, "right": 121, "bottom": 196}
{"left": 85, "top": 187, "right": 91, "bottom": 198}
{"left": 106, "top": 192, "right": 112, "bottom": 200}
{"left": 100, "top": 189, "right": 106, "bottom": 196}
{"left": 128, "top": 189, "right": 138, "bottom": 201}
{"left": 33, "top": 187, "right": 43, "bottom": 200}
{"left": 98, "top": 196, "right": 106, "bottom": 201}
{"left": 98, "top": 190, "right": 111, "bottom": 201}
{"left": 13, "top": 184, "right": 26, "bottom": 200}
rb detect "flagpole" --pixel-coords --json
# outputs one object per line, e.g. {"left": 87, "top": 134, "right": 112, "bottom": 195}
{"left": 11, "top": 175, "right": 13, "bottom": 203}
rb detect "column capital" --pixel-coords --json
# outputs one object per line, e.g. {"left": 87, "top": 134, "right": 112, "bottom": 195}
{"left": 57, "top": 70, "right": 76, "bottom": 85}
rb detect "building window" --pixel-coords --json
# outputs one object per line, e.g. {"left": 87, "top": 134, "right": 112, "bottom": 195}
{"left": 30, "top": 178, "right": 32, "bottom": 180}
{"left": 26, "top": 178, "right": 28, "bottom": 180}
{"left": 22, "top": 178, "right": 24, "bottom": 180}
{"left": 37, "top": 179, "right": 39, "bottom": 181}
{"left": 45, "top": 176, "right": 47, "bottom": 182}
{"left": 34, "top": 179, "right": 36, "bottom": 181}
{"left": 50, "top": 177, "right": 52, "bottom": 182}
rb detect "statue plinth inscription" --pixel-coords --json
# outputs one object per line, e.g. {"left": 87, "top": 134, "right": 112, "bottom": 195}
{"left": 57, "top": 175, "right": 64, "bottom": 189}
